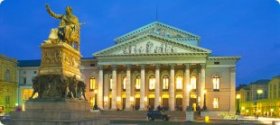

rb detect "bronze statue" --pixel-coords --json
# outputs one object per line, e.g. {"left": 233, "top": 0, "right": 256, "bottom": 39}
{"left": 45, "top": 4, "right": 80, "bottom": 49}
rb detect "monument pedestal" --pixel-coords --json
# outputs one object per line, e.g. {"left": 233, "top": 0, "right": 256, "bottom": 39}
{"left": 9, "top": 100, "right": 109, "bottom": 125}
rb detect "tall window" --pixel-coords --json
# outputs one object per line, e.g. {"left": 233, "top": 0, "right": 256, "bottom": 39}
{"left": 212, "top": 75, "right": 220, "bottom": 91}
{"left": 122, "top": 77, "right": 127, "bottom": 90}
{"left": 135, "top": 76, "right": 141, "bottom": 90}
{"left": 191, "top": 76, "right": 196, "bottom": 90}
{"left": 176, "top": 76, "right": 183, "bottom": 90}
{"left": 149, "top": 76, "right": 155, "bottom": 90}
{"left": 162, "top": 76, "right": 169, "bottom": 90}
{"left": 109, "top": 78, "right": 113, "bottom": 90}
{"left": 5, "top": 69, "right": 11, "bottom": 81}
{"left": 89, "top": 77, "right": 96, "bottom": 91}
{"left": 213, "top": 98, "right": 219, "bottom": 109}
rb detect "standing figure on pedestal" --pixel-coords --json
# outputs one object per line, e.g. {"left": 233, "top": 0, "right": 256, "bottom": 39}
{"left": 45, "top": 4, "right": 80, "bottom": 50}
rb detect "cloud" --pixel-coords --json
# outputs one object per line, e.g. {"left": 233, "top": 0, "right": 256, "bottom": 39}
{"left": 277, "top": 0, "right": 280, "bottom": 4}
{"left": 0, "top": 0, "right": 4, "bottom": 5}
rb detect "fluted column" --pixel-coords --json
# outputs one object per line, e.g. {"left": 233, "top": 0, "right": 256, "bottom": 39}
{"left": 125, "top": 65, "right": 131, "bottom": 110}
{"left": 111, "top": 65, "right": 117, "bottom": 110}
{"left": 155, "top": 65, "right": 160, "bottom": 109}
{"left": 199, "top": 64, "right": 206, "bottom": 107}
{"left": 183, "top": 64, "right": 190, "bottom": 110}
{"left": 169, "top": 64, "right": 175, "bottom": 111}
{"left": 98, "top": 66, "right": 104, "bottom": 109}
{"left": 140, "top": 65, "right": 146, "bottom": 110}
{"left": 230, "top": 67, "right": 236, "bottom": 113}
{"left": 104, "top": 74, "right": 109, "bottom": 110}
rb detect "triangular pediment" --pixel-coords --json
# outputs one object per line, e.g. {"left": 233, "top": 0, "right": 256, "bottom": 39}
{"left": 115, "top": 21, "right": 200, "bottom": 45}
{"left": 94, "top": 34, "right": 211, "bottom": 57}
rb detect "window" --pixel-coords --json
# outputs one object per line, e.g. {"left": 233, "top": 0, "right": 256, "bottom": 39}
{"left": 122, "top": 77, "right": 127, "bottom": 90}
{"left": 89, "top": 77, "right": 96, "bottom": 91}
{"left": 162, "top": 76, "right": 169, "bottom": 90}
{"left": 149, "top": 76, "right": 155, "bottom": 90}
{"left": 176, "top": 76, "right": 183, "bottom": 90}
{"left": 191, "top": 76, "right": 196, "bottom": 90}
{"left": 24, "top": 77, "right": 27, "bottom": 84}
{"left": 90, "top": 97, "right": 94, "bottom": 107}
{"left": 135, "top": 76, "right": 140, "bottom": 90}
{"left": 213, "top": 98, "right": 219, "bottom": 109}
{"left": 5, "top": 69, "right": 11, "bottom": 81}
{"left": 33, "top": 71, "right": 37, "bottom": 74}
{"left": 212, "top": 76, "right": 220, "bottom": 91}
{"left": 109, "top": 78, "right": 113, "bottom": 90}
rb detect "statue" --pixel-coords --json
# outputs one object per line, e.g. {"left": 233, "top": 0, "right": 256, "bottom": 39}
{"left": 45, "top": 4, "right": 80, "bottom": 50}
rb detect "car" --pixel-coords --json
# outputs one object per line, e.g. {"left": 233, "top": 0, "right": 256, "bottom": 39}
{"left": 146, "top": 110, "right": 170, "bottom": 121}
{"left": 0, "top": 115, "right": 11, "bottom": 125}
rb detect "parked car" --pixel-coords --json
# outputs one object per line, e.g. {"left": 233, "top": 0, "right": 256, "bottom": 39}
{"left": 0, "top": 115, "right": 11, "bottom": 124}
{"left": 146, "top": 110, "right": 170, "bottom": 121}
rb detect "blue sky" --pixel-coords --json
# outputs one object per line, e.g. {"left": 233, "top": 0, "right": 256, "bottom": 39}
{"left": 0, "top": 0, "right": 280, "bottom": 85}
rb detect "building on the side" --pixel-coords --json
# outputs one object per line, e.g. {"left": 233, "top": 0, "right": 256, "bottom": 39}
{"left": 16, "top": 22, "right": 240, "bottom": 116}
{"left": 0, "top": 55, "right": 18, "bottom": 114}
{"left": 17, "top": 60, "right": 41, "bottom": 107}
{"left": 237, "top": 77, "right": 280, "bottom": 117}
{"left": 91, "top": 21, "right": 240, "bottom": 115}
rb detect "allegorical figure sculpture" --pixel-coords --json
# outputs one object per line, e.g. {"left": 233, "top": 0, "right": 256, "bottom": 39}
{"left": 45, "top": 4, "right": 80, "bottom": 50}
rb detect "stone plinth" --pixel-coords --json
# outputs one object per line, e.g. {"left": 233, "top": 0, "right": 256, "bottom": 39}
{"left": 39, "top": 42, "right": 82, "bottom": 80}
{"left": 185, "top": 111, "right": 194, "bottom": 122}
{"left": 9, "top": 100, "right": 109, "bottom": 125}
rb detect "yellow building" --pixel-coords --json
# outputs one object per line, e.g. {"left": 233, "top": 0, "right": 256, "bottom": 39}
{"left": 237, "top": 78, "right": 280, "bottom": 117}
{"left": 0, "top": 55, "right": 17, "bottom": 114}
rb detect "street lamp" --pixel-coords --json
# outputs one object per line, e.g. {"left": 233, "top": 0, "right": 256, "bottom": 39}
{"left": 93, "top": 89, "right": 98, "bottom": 110}
{"left": 256, "top": 89, "right": 263, "bottom": 116}
{"left": 202, "top": 89, "right": 207, "bottom": 111}
{"left": 236, "top": 94, "right": 241, "bottom": 115}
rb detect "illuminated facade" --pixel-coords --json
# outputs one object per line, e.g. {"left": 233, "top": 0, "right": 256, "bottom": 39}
{"left": 0, "top": 55, "right": 17, "bottom": 113}
{"left": 90, "top": 22, "right": 240, "bottom": 114}
{"left": 237, "top": 78, "right": 280, "bottom": 117}
{"left": 17, "top": 60, "right": 41, "bottom": 107}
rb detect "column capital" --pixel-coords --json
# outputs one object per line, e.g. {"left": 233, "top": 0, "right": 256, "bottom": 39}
{"left": 126, "top": 64, "right": 131, "bottom": 69}
{"left": 112, "top": 65, "right": 117, "bottom": 70}
{"left": 184, "top": 64, "right": 190, "bottom": 68}
{"left": 200, "top": 64, "right": 206, "bottom": 69}
{"left": 169, "top": 64, "right": 176, "bottom": 68}
{"left": 230, "top": 67, "right": 236, "bottom": 72}
{"left": 155, "top": 64, "right": 161, "bottom": 69}
{"left": 140, "top": 64, "right": 145, "bottom": 69}
{"left": 98, "top": 65, "right": 103, "bottom": 70}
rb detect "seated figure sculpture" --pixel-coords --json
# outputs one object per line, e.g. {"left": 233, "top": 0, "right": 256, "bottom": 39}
{"left": 45, "top": 4, "right": 80, "bottom": 50}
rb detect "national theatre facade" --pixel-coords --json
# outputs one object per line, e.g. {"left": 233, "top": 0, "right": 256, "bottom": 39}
{"left": 82, "top": 22, "right": 240, "bottom": 113}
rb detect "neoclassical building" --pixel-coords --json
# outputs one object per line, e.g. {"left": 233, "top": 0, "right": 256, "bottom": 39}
{"left": 86, "top": 22, "right": 240, "bottom": 113}
{"left": 16, "top": 22, "right": 240, "bottom": 115}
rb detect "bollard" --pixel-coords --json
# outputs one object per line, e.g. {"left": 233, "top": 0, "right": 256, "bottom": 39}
{"left": 205, "top": 115, "right": 210, "bottom": 123}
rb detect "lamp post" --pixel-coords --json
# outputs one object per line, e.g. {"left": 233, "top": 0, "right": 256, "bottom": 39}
{"left": 236, "top": 94, "right": 241, "bottom": 115}
{"left": 256, "top": 89, "right": 263, "bottom": 116}
{"left": 93, "top": 89, "right": 98, "bottom": 110}
{"left": 202, "top": 89, "right": 207, "bottom": 111}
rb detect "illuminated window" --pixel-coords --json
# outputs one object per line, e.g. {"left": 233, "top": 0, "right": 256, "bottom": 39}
{"left": 176, "top": 76, "right": 183, "bottom": 90}
{"left": 89, "top": 77, "right": 96, "bottom": 91}
{"left": 212, "top": 76, "right": 220, "bottom": 91}
{"left": 110, "top": 78, "right": 113, "bottom": 90}
{"left": 149, "top": 76, "right": 155, "bottom": 90}
{"left": 135, "top": 76, "right": 141, "bottom": 90}
{"left": 213, "top": 98, "right": 219, "bottom": 109}
{"left": 162, "top": 76, "right": 169, "bottom": 90}
{"left": 90, "top": 97, "right": 94, "bottom": 107}
{"left": 22, "top": 89, "right": 36, "bottom": 101}
{"left": 191, "top": 76, "right": 196, "bottom": 90}
{"left": 122, "top": 77, "right": 127, "bottom": 90}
